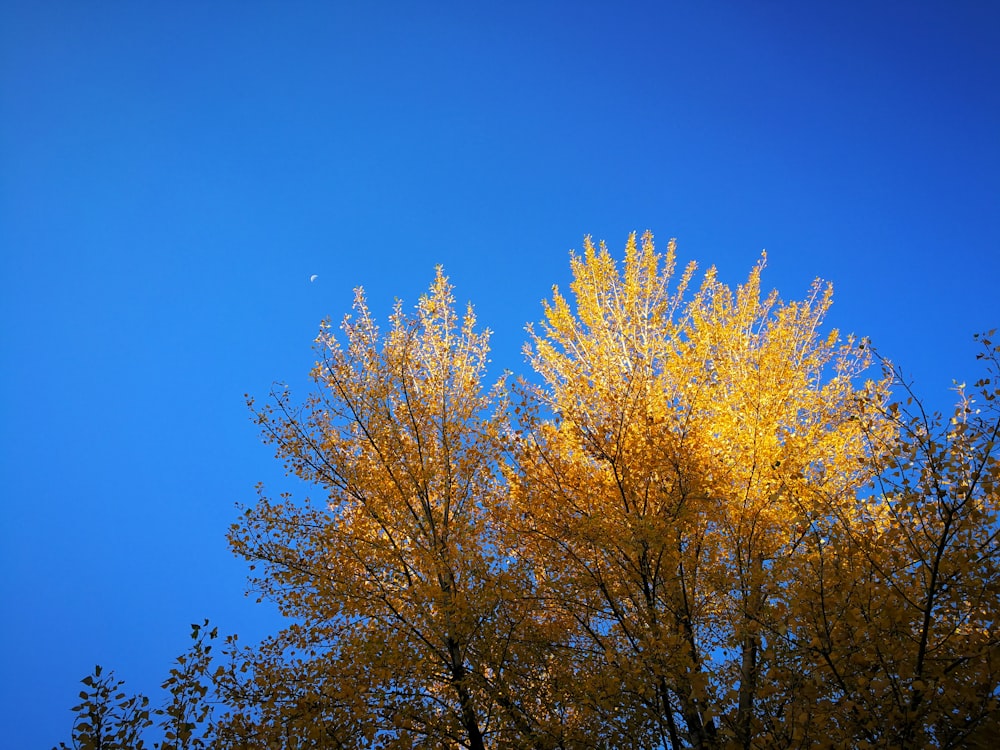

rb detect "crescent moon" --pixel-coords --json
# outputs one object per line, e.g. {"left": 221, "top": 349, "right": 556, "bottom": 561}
{"left": 310, "top": 274, "right": 318, "bottom": 282}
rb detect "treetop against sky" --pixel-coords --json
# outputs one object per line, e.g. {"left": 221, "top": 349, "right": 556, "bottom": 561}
{"left": 52, "top": 235, "right": 1000, "bottom": 749}
{"left": 2, "top": 3, "right": 997, "bottom": 748}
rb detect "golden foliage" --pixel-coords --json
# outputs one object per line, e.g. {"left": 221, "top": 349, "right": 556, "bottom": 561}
{"left": 225, "top": 238, "right": 999, "bottom": 748}
{"left": 58, "top": 237, "right": 1000, "bottom": 750}
{"left": 515, "top": 232, "right": 896, "bottom": 747}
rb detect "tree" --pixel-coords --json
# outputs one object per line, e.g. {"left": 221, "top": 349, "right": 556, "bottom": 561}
{"left": 57, "top": 235, "right": 1000, "bottom": 748}
{"left": 54, "top": 623, "right": 214, "bottom": 750}
{"left": 55, "top": 665, "right": 153, "bottom": 750}
{"left": 230, "top": 270, "right": 571, "bottom": 748}
{"left": 781, "top": 335, "right": 1000, "bottom": 748}
{"left": 511, "top": 233, "right": 895, "bottom": 747}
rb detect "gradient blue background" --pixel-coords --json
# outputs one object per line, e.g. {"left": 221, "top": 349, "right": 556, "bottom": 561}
{"left": 2, "top": 2, "right": 998, "bottom": 746}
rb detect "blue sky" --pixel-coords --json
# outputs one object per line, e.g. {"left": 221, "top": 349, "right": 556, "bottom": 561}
{"left": 1, "top": 2, "right": 998, "bottom": 746}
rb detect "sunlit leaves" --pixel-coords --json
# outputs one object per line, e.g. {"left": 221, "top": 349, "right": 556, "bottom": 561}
{"left": 56, "top": 237, "right": 1000, "bottom": 749}
{"left": 513, "top": 232, "right": 986, "bottom": 748}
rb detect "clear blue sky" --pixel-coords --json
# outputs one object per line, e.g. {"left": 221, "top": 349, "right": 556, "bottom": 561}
{"left": 1, "top": 2, "right": 997, "bottom": 746}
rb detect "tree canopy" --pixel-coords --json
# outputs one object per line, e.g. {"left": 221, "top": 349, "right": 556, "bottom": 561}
{"left": 57, "top": 234, "right": 1000, "bottom": 749}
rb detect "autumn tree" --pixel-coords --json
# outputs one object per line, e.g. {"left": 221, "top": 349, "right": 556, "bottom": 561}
{"left": 56, "top": 234, "right": 1000, "bottom": 749}
{"left": 782, "top": 335, "right": 1000, "bottom": 748}
{"left": 228, "top": 270, "right": 580, "bottom": 748}
{"left": 510, "top": 233, "right": 899, "bottom": 748}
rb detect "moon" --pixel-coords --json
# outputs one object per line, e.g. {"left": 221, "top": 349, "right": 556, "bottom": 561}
{"left": 310, "top": 274, "right": 318, "bottom": 282}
